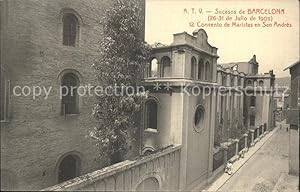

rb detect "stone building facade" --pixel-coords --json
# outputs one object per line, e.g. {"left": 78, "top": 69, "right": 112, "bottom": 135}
{"left": 141, "top": 29, "right": 275, "bottom": 190}
{"left": 284, "top": 61, "right": 300, "bottom": 176}
{"left": 142, "top": 29, "right": 219, "bottom": 189}
{"left": 0, "top": 0, "right": 144, "bottom": 190}
{"left": 218, "top": 58, "right": 275, "bottom": 134}
{"left": 5, "top": 26, "right": 276, "bottom": 191}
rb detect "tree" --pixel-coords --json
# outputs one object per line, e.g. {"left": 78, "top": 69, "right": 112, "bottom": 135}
{"left": 90, "top": 0, "right": 151, "bottom": 165}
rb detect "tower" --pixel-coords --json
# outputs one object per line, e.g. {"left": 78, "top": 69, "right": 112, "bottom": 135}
{"left": 142, "top": 29, "right": 219, "bottom": 189}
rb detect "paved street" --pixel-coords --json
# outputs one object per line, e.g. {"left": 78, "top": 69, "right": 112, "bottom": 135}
{"left": 216, "top": 122, "right": 298, "bottom": 192}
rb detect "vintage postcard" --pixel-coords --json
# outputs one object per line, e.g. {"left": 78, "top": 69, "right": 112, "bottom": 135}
{"left": 0, "top": 0, "right": 299, "bottom": 191}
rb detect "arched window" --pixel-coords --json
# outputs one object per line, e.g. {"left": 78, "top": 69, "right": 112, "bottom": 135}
{"left": 57, "top": 154, "right": 81, "bottom": 183}
{"left": 145, "top": 99, "right": 158, "bottom": 130}
{"left": 63, "top": 13, "right": 79, "bottom": 46}
{"left": 198, "top": 59, "right": 204, "bottom": 80}
{"left": 191, "top": 57, "right": 197, "bottom": 79}
{"left": 61, "top": 73, "right": 79, "bottom": 115}
{"left": 238, "top": 77, "right": 241, "bottom": 86}
{"left": 149, "top": 58, "right": 158, "bottom": 77}
{"left": 205, "top": 61, "right": 210, "bottom": 81}
{"left": 160, "top": 56, "right": 171, "bottom": 77}
{"left": 250, "top": 96, "right": 256, "bottom": 107}
{"left": 258, "top": 80, "right": 264, "bottom": 87}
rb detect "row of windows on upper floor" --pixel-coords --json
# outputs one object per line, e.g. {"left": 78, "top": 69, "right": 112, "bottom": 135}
{"left": 146, "top": 56, "right": 212, "bottom": 81}
{"left": 218, "top": 73, "right": 266, "bottom": 87}
{"left": 146, "top": 56, "right": 268, "bottom": 88}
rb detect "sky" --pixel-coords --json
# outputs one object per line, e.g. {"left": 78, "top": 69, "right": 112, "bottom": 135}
{"left": 145, "top": 0, "right": 299, "bottom": 77}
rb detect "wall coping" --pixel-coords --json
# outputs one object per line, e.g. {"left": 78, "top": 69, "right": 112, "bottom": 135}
{"left": 41, "top": 145, "right": 181, "bottom": 191}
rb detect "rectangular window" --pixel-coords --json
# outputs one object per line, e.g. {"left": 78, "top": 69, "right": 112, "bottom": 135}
{"left": 250, "top": 96, "right": 256, "bottom": 107}
{"left": 145, "top": 100, "right": 158, "bottom": 130}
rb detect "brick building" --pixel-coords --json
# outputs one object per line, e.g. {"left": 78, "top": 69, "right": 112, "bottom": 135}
{"left": 0, "top": 0, "right": 144, "bottom": 190}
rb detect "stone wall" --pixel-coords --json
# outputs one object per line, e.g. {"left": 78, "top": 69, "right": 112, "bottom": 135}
{"left": 42, "top": 145, "right": 181, "bottom": 191}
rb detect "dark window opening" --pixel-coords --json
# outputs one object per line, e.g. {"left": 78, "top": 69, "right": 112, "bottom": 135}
{"left": 222, "top": 74, "right": 226, "bottom": 86}
{"left": 250, "top": 96, "right": 256, "bottom": 107}
{"left": 205, "top": 61, "right": 210, "bottom": 81}
{"left": 198, "top": 59, "right": 204, "bottom": 80}
{"left": 145, "top": 99, "right": 158, "bottom": 129}
{"left": 250, "top": 115, "right": 255, "bottom": 126}
{"left": 58, "top": 155, "right": 80, "bottom": 183}
{"left": 191, "top": 57, "right": 197, "bottom": 79}
{"left": 63, "top": 13, "right": 79, "bottom": 47}
{"left": 61, "top": 73, "right": 79, "bottom": 115}
{"left": 160, "top": 56, "right": 171, "bottom": 77}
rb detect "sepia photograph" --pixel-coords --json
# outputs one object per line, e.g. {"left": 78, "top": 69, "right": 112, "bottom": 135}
{"left": 0, "top": 0, "right": 299, "bottom": 191}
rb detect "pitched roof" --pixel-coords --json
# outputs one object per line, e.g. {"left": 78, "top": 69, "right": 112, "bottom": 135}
{"left": 283, "top": 60, "right": 300, "bottom": 71}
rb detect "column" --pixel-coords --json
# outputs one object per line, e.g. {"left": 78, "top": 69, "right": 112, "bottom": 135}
{"left": 250, "top": 130, "right": 255, "bottom": 146}
{"left": 244, "top": 133, "right": 248, "bottom": 150}
{"left": 256, "top": 126, "right": 260, "bottom": 140}
{"left": 223, "top": 146, "right": 228, "bottom": 165}
{"left": 235, "top": 139, "right": 239, "bottom": 157}
{"left": 259, "top": 125, "right": 263, "bottom": 138}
